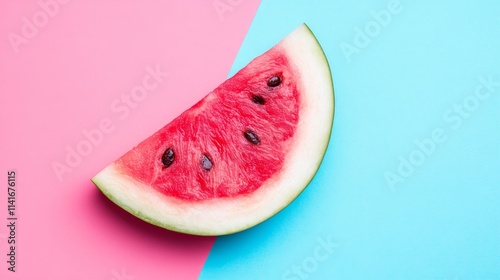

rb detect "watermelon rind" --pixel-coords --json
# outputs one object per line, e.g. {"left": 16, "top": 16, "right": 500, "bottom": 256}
{"left": 92, "top": 23, "right": 334, "bottom": 236}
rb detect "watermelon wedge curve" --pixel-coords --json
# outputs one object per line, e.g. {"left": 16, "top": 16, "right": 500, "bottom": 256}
{"left": 92, "top": 23, "right": 334, "bottom": 236}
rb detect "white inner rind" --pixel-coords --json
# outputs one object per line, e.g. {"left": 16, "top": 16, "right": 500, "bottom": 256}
{"left": 92, "top": 24, "right": 334, "bottom": 236}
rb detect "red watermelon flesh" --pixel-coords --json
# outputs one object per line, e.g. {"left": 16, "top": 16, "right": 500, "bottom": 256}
{"left": 115, "top": 51, "right": 299, "bottom": 201}
{"left": 92, "top": 24, "right": 334, "bottom": 235}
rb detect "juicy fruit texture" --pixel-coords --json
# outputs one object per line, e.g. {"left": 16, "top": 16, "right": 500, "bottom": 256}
{"left": 115, "top": 51, "right": 299, "bottom": 201}
{"left": 92, "top": 23, "right": 334, "bottom": 235}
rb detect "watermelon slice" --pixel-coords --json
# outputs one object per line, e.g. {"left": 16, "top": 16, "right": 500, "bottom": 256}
{"left": 92, "top": 23, "right": 334, "bottom": 236}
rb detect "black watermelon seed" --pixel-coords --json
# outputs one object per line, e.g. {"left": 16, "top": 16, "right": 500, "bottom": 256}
{"left": 244, "top": 130, "right": 260, "bottom": 145}
{"left": 161, "top": 148, "right": 175, "bottom": 168}
{"left": 201, "top": 155, "right": 213, "bottom": 170}
{"left": 267, "top": 76, "right": 281, "bottom": 87}
{"left": 251, "top": 95, "right": 265, "bottom": 105}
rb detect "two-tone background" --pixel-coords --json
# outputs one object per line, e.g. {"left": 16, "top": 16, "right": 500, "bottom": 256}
{"left": 1, "top": 1, "right": 499, "bottom": 279}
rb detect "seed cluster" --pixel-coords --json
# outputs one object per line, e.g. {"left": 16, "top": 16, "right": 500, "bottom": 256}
{"left": 161, "top": 75, "right": 282, "bottom": 170}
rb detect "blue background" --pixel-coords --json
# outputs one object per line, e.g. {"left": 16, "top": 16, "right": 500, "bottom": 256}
{"left": 200, "top": 1, "right": 500, "bottom": 279}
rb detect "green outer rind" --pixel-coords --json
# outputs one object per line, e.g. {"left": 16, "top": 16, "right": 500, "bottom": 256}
{"left": 230, "top": 23, "right": 335, "bottom": 235}
{"left": 91, "top": 23, "right": 335, "bottom": 236}
{"left": 264, "top": 23, "right": 335, "bottom": 226}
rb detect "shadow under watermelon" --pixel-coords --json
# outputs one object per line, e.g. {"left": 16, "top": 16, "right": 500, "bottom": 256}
{"left": 91, "top": 187, "right": 215, "bottom": 249}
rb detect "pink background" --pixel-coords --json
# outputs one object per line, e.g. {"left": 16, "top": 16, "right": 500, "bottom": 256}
{"left": 0, "top": 1, "right": 260, "bottom": 279}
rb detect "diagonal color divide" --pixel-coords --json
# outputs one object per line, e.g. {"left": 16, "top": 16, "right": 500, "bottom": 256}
{"left": 200, "top": 0, "right": 500, "bottom": 279}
